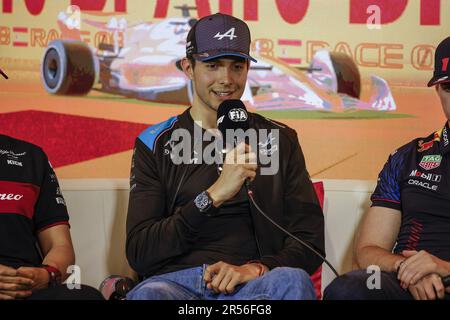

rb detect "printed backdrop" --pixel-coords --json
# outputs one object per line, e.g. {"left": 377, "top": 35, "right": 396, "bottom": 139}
{"left": 0, "top": 0, "right": 448, "bottom": 180}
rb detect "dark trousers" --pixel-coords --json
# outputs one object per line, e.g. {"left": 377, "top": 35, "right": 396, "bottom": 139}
{"left": 26, "top": 284, "right": 104, "bottom": 300}
{"left": 323, "top": 270, "right": 450, "bottom": 300}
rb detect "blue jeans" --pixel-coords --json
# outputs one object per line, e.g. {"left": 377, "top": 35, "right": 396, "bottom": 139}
{"left": 127, "top": 265, "right": 316, "bottom": 300}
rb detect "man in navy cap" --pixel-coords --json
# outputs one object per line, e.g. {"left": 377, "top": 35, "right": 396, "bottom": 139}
{"left": 324, "top": 37, "right": 450, "bottom": 300}
{"left": 125, "top": 13, "right": 324, "bottom": 300}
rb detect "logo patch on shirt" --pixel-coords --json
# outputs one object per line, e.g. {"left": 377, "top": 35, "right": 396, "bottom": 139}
{"left": 6, "top": 159, "right": 23, "bottom": 167}
{"left": 443, "top": 127, "right": 449, "bottom": 147}
{"left": 419, "top": 155, "right": 442, "bottom": 170}
{"left": 409, "top": 170, "right": 441, "bottom": 182}
{"left": 0, "top": 150, "right": 26, "bottom": 160}
{"left": 417, "top": 132, "right": 440, "bottom": 152}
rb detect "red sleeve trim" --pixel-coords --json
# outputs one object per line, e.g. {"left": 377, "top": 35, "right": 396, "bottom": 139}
{"left": 372, "top": 198, "right": 401, "bottom": 204}
{"left": 37, "top": 221, "right": 70, "bottom": 233}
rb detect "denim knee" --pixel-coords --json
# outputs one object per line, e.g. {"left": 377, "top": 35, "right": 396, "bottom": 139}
{"left": 265, "top": 267, "right": 316, "bottom": 300}
{"left": 323, "top": 270, "right": 372, "bottom": 300}
{"left": 127, "top": 281, "right": 179, "bottom": 300}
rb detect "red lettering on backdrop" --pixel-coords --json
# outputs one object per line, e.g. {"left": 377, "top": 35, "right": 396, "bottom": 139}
{"left": 2, "top": 0, "right": 126, "bottom": 14}
{"left": 71, "top": 0, "right": 107, "bottom": 11}
{"left": 115, "top": 0, "right": 126, "bottom": 12}
{"left": 154, "top": 0, "right": 169, "bottom": 18}
{"left": 350, "top": 0, "right": 408, "bottom": 24}
{"left": 71, "top": 0, "right": 126, "bottom": 12}
{"left": 275, "top": 0, "right": 309, "bottom": 24}
{"left": 421, "top": 0, "right": 440, "bottom": 25}
{"left": 219, "top": 0, "right": 258, "bottom": 21}
{"left": 154, "top": 0, "right": 214, "bottom": 19}
{"left": 219, "top": 0, "right": 232, "bottom": 15}
{"left": 195, "top": 0, "right": 212, "bottom": 18}
{"left": 2, "top": 0, "right": 45, "bottom": 15}
{"left": 244, "top": 0, "right": 258, "bottom": 20}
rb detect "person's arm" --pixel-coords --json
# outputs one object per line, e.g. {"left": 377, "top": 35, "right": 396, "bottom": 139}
{"left": 258, "top": 131, "right": 325, "bottom": 274}
{"left": 38, "top": 225, "right": 74, "bottom": 277}
{"left": 354, "top": 206, "right": 404, "bottom": 272}
{"left": 126, "top": 138, "right": 213, "bottom": 276}
{"left": 15, "top": 149, "right": 72, "bottom": 291}
{"left": 356, "top": 145, "right": 410, "bottom": 273}
{"left": 16, "top": 225, "right": 75, "bottom": 289}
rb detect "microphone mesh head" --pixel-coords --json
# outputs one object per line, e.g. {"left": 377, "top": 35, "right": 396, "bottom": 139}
{"left": 216, "top": 100, "right": 249, "bottom": 151}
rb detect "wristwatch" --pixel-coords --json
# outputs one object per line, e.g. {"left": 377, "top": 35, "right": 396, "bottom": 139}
{"left": 41, "top": 264, "right": 62, "bottom": 287}
{"left": 194, "top": 190, "right": 215, "bottom": 215}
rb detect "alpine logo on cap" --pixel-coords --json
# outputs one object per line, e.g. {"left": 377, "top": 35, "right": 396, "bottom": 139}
{"left": 214, "top": 28, "right": 237, "bottom": 40}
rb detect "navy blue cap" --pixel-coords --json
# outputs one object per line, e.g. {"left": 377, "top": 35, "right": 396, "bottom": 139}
{"left": 186, "top": 13, "right": 257, "bottom": 63}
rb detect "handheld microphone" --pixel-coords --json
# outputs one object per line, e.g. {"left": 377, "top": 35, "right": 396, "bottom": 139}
{"left": 216, "top": 99, "right": 250, "bottom": 153}
{"left": 215, "top": 100, "right": 339, "bottom": 278}
{"left": 216, "top": 99, "right": 251, "bottom": 186}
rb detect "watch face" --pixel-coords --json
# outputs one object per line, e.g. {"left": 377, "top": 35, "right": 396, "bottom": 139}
{"left": 195, "top": 191, "right": 211, "bottom": 212}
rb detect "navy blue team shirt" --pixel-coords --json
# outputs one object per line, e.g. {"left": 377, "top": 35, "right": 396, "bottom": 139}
{"left": 371, "top": 122, "right": 450, "bottom": 261}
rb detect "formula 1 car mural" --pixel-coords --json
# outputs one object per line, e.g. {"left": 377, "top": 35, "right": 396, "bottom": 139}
{"left": 40, "top": 6, "right": 396, "bottom": 112}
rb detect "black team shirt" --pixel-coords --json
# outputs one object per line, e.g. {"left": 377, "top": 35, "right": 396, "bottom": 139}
{"left": 0, "top": 135, "right": 69, "bottom": 268}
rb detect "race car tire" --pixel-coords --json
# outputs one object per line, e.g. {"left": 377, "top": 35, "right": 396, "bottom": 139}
{"left": 329, "top": 52, "right": 361, "bottom": 99}
{"left": 41, "top": 40, "right": 96, "bottom": 95}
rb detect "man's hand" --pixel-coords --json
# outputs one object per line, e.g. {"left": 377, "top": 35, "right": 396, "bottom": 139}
{"left": 408, "top": 273, "right": 445, "bottom": 300}
{"left": 16, "top": 267, "right": 50, "bottom": 290}
{"left": 397, "top": 250, "right": 450, "bottom": 288}
{"left": 0, "top": 264, "right": 34, "bottom": 300}
{"left": 203, "top": 261, "right": 268, "bottom": 295}
{"left": 207, "top": 143, "right": 257, "bottom": 207}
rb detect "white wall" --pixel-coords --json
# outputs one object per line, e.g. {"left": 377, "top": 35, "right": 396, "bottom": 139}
{"left": 60, "top": 179, "right": 376, "bottom": 292}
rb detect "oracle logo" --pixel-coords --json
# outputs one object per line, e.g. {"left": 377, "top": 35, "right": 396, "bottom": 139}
{"left": 0, "top": 193, "right": 24, "bottom": 201}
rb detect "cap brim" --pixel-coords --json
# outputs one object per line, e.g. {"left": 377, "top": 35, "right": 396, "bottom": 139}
{"left": 427, "top": 75, "right": 449, "bottom": 87}
{"left": 193, "top": 52, "right": 257, "bottom": 63}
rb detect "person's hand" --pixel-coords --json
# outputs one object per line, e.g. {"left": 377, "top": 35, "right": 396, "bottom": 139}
{"left": 203, "top": 261, "right": 268, "bottom": 295}
{"left": 408, "top": 273, "right": 445, "bottom": 300}
{"left": 16, "top": 267, "right": 50, "bottom": 290}
{"left": 207, "top": 143, "right": 257, "bottom": 207}
{"left": 397, "top": 250, "right": 450, "bottom": 288}
{"left": 0, "top": 264, "right": 34, "bottom": 300}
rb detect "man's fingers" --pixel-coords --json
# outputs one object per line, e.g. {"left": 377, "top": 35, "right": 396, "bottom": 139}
{"left": 225, "top": 276, "right": 241, "bottom": 295}
{"left": 210, "top": 268, "right": 227, "bottom": 294}
{"left": 235, "top": 142, "right": 247, "bottom": 155}
{"left": 233, "top": 152, "right": 257, "bottom": 166}
{"left": 409, "top": 286, "right": 420, "bottom": 300}
{"left": 16, "top": 267, "right": 35, "bottom": 279}
{"left": 217, "top": 272, "right": 233, "bottom": 294}
{"left": 0, "top": 292, "right": 14, "bottom": 300}
{"left": 0, "top": 265, "right": 17, "bottom": 277}
{"left": 0, "top": 275, "right": 34, "bottom": 286}
{"left": 204, "top": 262, "right": 222, "bottom": 282}
{"left": 0, "top": 282, "right": 32, "bottom": 291}
{"left": 423, "top": 280, "right": 437, "bottom": 300}
{"left": 400, "top": 260, "right": 422, "bottom": 286}
{"left": 415, "top": 285, "right": 427, "bottom": 300}
{"left": 0, "top": 289, "right": 32, "bottom": 299}
{"left": 431, "top": 276, "right": 445, "bottom": 300}
{"left": 246, "top": 170, "right": 257, "bottom": 182}
{"left": 402, "top": 250, "right": 418, "bottom": 258}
